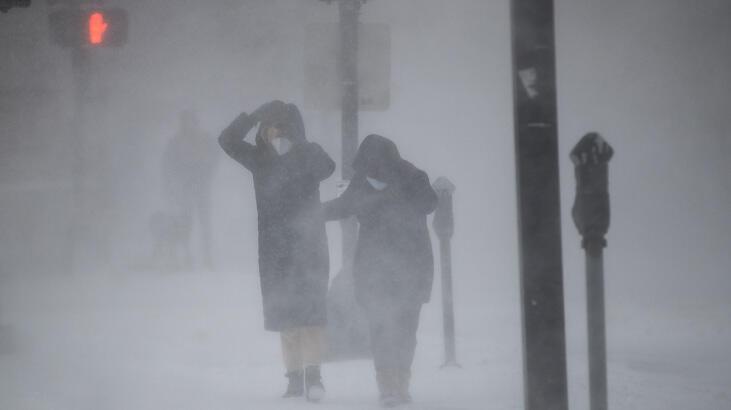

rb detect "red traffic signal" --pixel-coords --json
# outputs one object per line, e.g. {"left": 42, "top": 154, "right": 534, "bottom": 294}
{"left": 88, "top": 12, "right": 108, "bottom": 45}
{"left": 49, "top": 7, "right": 128, "bottom": 48}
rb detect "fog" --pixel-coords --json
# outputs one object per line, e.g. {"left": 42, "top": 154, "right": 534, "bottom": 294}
{"left": 1, "top": 1, "right": 730, "bottom": 409}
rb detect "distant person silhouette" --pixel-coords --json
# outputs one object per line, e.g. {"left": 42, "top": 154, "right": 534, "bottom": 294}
{"left": 161, "top": 110, "right": 218, "bottom": 270}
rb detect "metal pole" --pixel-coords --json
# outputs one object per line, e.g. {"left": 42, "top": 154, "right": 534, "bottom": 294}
{"left": 439, "top": 237, "right": 457, "bottom": 366}
{"left": 432, "top": 177, "right": 458, "bottom": 368}
{"left": 510, "top": 0, "right": 569, "bottom": 409}
{"left": 70, "top": 46, "right": 91, "bottom": 273}
{"left": 586, "top": 243, "right": 607, "bottom": 410}
{"left": 338, "top": 0, "right": 360, "bottom": 271}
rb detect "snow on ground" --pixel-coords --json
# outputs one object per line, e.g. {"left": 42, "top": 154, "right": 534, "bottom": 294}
{"left": 0, "top": 271, "right": 729, "bottom": 410}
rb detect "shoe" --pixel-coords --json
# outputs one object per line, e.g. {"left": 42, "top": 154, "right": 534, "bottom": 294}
{"left": 305, "top": 365, "right": 325, "bottom": 402}
{"left": 282, "top": 369, "right": 304, "bottom": 398}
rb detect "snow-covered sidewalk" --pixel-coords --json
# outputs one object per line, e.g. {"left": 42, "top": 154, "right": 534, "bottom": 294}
{"left": 0, "top": 272, "right": 729, "bottom": 409}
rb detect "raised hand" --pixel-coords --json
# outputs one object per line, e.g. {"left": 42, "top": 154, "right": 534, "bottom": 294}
{"left": 251, "top": 100, "right": 287, "bottom": 124}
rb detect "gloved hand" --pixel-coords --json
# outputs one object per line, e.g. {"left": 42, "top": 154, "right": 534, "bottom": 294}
{"left": 229, "top": 111, "right": 251, "bottom": 132}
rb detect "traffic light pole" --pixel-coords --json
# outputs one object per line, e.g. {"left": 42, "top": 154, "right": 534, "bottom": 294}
{"left": 70, "top": 46, "right": 91, "bottom": 273}
{"left": 49, "top": 3, "right": 129, "bottom": 274}
{"left": 510, "top": 1, "right": 569, "bottom": 409}
{"left": 69, "top": 44, "right": 110, "bottom": 273}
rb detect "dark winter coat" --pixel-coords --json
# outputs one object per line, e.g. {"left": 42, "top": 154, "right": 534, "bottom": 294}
{"left": 324, "top": 134, "right": 438, "bottom": 308}
{"left": 219, "top": 105, "right": 335, "bottom": 331}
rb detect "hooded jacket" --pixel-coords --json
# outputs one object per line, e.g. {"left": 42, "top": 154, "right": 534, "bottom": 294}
{"left": 219, "top": 103, "right": 335, "bottom": 331}
{"left": 324, "top": 134, "right": 438, "bottom": 307}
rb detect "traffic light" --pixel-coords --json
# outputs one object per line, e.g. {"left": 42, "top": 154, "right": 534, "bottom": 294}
{"left": 49, "top": 7, "right": 128, "bottom": 48}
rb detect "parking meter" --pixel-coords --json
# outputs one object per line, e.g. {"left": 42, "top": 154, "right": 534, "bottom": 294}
{"left": 570, "top": 132, "right": 614, "bottom": 410}
{"left": 431, "top": 177, "right": 459, "bottom": 367}
{"left": 432, "top": 177, "right": 455, "bottom": 239}
{"left": 571, "top": 132, "right": 614, "bottom": 251}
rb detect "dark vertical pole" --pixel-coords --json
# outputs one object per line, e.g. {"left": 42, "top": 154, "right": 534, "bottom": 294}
{"left": 338, "top": 0, "right": 360, "bottom": 270}
{"left": 432, "top": 177, "right": 459, "bottom": 368}
{"left": 586, "top": 244, "right": 607, "bottom": 410}
{"left": 510, "top": 1, "right": 569, "bottom": 409}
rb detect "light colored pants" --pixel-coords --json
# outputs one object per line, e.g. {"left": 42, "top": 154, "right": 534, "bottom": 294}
{"left": 280, "top": 326, "right": 326, "bottom": 372}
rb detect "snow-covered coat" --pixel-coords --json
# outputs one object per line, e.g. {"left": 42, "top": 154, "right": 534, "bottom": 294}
{"left": 324, "top": 134, "right": 438, "bottom": 307}
{"left": 219, "top": 104, "right": 335, "bottom": 331}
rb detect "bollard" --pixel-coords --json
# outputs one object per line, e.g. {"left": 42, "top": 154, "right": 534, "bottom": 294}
{"left": 432, "top": 177, "right": 460, "bottom": 368}
{"left": 571, "top": 132, "right": 614, "bottom": 410}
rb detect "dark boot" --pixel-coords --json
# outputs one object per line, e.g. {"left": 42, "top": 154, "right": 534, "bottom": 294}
{"left": 282, "top": 370, "right": 304, "bottom": 398}
{"left": 305, "top": 365, "right": 325, "bottom": 402}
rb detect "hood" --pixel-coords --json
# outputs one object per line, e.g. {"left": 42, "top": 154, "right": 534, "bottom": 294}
{"left": 352, "top": 134, "right": 403, "bottom": 181}
{"left": 256, "top": 103, "right": 307, "bottom": 147}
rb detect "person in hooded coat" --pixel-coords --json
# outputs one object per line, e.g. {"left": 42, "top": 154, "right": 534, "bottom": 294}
{"left": 219, "top": 101, "right": 335, "bottom": 401}
{"left": 323, "top": 134, "right": 438, "bottom": 407}
{"left": 161, "top": 110, "right": 219, "bottom": 270}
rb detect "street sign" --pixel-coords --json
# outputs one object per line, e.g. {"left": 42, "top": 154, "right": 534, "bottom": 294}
{"left": 304, "top": 23, "right": 390, "bottom": 111}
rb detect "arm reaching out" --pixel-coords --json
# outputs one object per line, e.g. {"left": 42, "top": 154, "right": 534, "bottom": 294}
{"left": 323, "top": 180, "right": 359, "bottom": 221}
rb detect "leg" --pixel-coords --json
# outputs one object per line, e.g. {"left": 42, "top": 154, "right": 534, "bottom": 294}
{"left": 280, "top": 328, "right": 304, "bottom": 398}
{"left": 300, "top": 326, "right": 325, "bottom": 367}
{"left": 196, "top": 191, "right": 213, "bottom": 270}
{"left": 280, "top": 328, "right": 303, "bottom": 372}
{"left": 301, "top": 326, "right": 326, "bottom": 401}
{"left": 391, "top": 303, "right": 422, "bottom": 404}
{"left": 173, "top": 204, "right": 194, "bottom": 271}
{"left": 393, "top": 303, "right": 422, "bottom": 374}
{"left": 366, "top": 303, "right": 401, "bottom": 407}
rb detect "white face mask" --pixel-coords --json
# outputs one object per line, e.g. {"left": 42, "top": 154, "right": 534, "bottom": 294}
{"left": 366, "top": 176, "right": 388, "bottom": 191}
{"left": 272, "top": 137, "right": 292, "bottom": 155}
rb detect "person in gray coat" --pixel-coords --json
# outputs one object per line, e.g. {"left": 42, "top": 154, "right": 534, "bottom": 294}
{"left": 219, "top": 100, "right": 335, "bottom": 401}
{"left": 324, "top": 134, "right": 437, "bottom": 407}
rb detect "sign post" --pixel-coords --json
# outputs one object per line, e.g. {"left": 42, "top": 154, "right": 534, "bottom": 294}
{"left": 511, "top": 1, "right": 569, "bottom": 409}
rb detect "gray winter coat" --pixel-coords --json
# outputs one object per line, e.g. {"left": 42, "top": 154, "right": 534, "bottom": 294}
{"left": 219, "top": 104, "right": 335, "bottom": 331}
{"left": 324, "top": 134, "right": 438, "bottom": 308}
